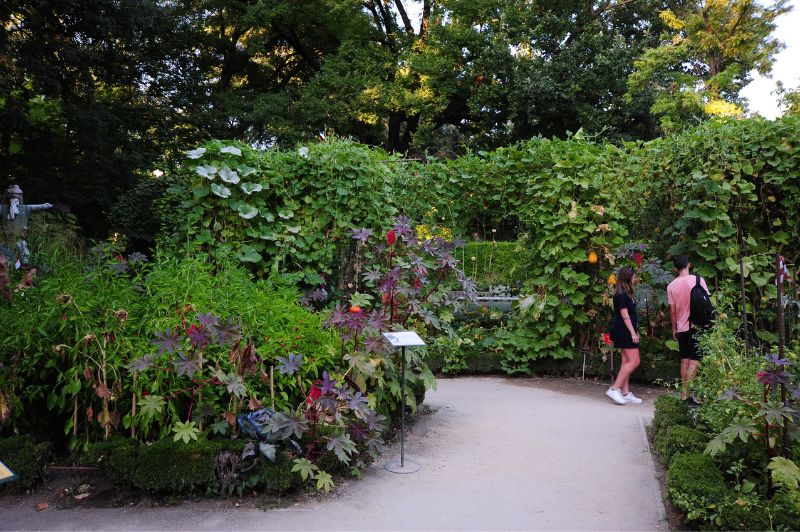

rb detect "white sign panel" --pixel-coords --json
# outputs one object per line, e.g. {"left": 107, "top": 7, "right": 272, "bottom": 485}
{"left": 382, "top": 331, "right": 426, "bottom": 347}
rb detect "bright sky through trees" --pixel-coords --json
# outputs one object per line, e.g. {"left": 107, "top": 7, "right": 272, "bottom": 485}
{"left": 741, "top": 0, "right": 800, "bottom": 118}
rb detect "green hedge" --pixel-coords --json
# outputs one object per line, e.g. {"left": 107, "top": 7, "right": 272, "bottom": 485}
{"left": 81, "top": 437, "right": 139, "bottom": 487}
{"left": 78, "top": 436, "right": 306, "bottom": 497}
{"left": 666, "top": 452, "right": 728, "bottom": 510}
{"left": 132, "top": 438, "right": 233, "bottom": 494}
{"left": 253, "top": 454, "right": 302, "bottom": 495}
{"left": 651, "top": 395, "right": 692, "bottom": 439}
{"left": 0, "top": 435, "right": 50, "bottom": 493}
{"left": 427, "top": 344, "right": 677, "bottom": 383}
{"left": 654, "top": 425, "right": 708, "bottom": 467}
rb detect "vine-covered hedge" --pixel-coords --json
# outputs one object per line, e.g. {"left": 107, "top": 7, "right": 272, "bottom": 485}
{"left": 156, "top": 116, "right": 799, "bottom": 373}
{"left": 167, "top": 139, "right": 403, "bottom": 277}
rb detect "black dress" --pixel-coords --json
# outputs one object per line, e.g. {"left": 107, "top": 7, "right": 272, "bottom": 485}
{"left": 610, "top": 290, "right": 639, "bottom": 349}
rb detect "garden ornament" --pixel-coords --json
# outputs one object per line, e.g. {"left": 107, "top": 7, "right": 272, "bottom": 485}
{"left": 0, "top": 184, "right": 53, "bottom": 267}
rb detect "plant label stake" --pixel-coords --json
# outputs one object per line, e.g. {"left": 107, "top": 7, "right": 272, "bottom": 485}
{"left": 382, "top": 331, "right": 425, "bottom": 474}
{"left": 0, "top": 460, "right": 16, "bottom": 485}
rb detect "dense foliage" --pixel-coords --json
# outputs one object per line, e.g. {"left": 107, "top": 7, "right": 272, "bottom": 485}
{"left": 6, "top": 1, "right": 794, "bottom": 237}
{"left": 628, "top": 0, "right": 789, "bottom": 131}
{"left": 169, "top": 139, "right": 401, "bottom": 277}
{"left": 155, "top": 116, "right": 800, "bottom": 374}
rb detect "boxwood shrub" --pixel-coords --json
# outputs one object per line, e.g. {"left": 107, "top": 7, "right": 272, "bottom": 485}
{"left": 81, "top": 437, "right": 140, "bottom": 487}
{"left": 132, "top": 438, "right": 244, "bottom": 494}
{"left": 0, "top": 435, "right": 50, "bottom": 493}
{"left": 253, "top": 455, "right": 302, "bottom": 495}
{"left": 666, "top": 452, "right": 728, "bottom": 521}
{"left": 654, "top": 425, "right": 708, "bottom": 467}
{"left": 651, "top": 394, "right": 692, "bottom": 439}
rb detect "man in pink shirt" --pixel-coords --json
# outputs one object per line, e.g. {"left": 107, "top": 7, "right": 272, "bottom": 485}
{"left": 667, "top": 255, "right": 709, "bottom": 403}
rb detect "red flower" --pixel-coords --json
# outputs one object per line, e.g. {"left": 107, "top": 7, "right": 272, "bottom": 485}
{"left": 413, "top": 277, "right": 422, "bottom": 289}
{"left": 307, "top": 382, "right": 322, "bottom": 404}
{"left": 386, "top": 230, "right": 397, "bottom": 246}
{"left": 602, "top": 333, "right": 612, "bottom": 345}
{"left": 310, "top": 383, "right": 322, "bottom": 400}
{"left": 634, "top": 252, "right": 644, "bottom": 267}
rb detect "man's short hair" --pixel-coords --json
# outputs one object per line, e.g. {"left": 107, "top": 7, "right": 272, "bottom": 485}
{"left": 672, "top": 255, "right": 689, "bottom": 271}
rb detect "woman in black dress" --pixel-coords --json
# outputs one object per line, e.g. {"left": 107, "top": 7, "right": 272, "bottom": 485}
{"left": 605, "top": 266, "right": 642, "bottom": 405}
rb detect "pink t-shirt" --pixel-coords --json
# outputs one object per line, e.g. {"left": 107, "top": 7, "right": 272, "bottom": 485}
{"left": 667, "top": 275, "right": 710, "bottom": 333}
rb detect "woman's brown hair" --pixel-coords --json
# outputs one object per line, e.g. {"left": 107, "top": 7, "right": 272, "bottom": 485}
{"left": 616, "top": 266, "right": 635, "bottom": 299}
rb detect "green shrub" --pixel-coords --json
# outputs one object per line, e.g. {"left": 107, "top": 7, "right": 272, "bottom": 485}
{"left": 0, "top": 244, "right": 340, "bottom": 446}
{"left": 0, "top": 435, "right": 50, "bottom": 493}
{"left": 666, "top": 452, "right": 728, "bottom": 521}
{"left": 132, "top": 438, "right": 234, "bottom": 494}
{"left": 718, "top": 497, "right": 772, "bottom": 531}
{"left": 770, "top": 489, "right": 800, "bottom": 531}
{"left": 654, "top": 425, "right": 708, "bottom": 467}
{"left": 82, "top": 437, "right": 139, "bottom": 487}
{"left": 651, "top": 394, "right": 692, "bottom": 439}
{"left": 463, "top": 351, "right": 503, "bottom": 374}
{"left": 252, "top": 455, "right": 302, "bottom": 495}
{"left": 411, "top": 379, "right": 426, "bottom": 406}
{"left": 460, "top": 242, "right": 525, "bottom": 288}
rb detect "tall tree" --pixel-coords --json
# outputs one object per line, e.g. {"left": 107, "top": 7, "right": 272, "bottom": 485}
{"left": 0, "top": 0, "right": 182, "bottom": 235}
{"left": 626, "top": 0, "right": 791, "bottom": 131}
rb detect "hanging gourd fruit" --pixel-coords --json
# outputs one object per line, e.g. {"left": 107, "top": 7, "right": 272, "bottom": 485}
{"left": 588, "top": 251, "right": 599, "bottom": 264}
{"left": 607, "top": 273, "right": 617, "bottom": 285}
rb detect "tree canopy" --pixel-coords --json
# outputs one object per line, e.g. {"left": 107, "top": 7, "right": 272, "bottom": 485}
{"left": 627, "top": 0, "right": 790, "bottom": 131}
{"left": 0, "top": 0, "right": 791, "bottom": 236}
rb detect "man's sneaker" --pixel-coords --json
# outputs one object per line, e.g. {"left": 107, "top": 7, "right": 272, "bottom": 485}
{"left": 605, "top": 387, "right": 626, "bottom": 405}
{"left": 622, "top": 392, "right": 643, "bottom": 404}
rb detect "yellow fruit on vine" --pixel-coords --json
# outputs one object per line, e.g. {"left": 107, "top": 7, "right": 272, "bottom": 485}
{"left": 608, "top": 273, "right": 617, "bottom": 285}
{"left": 767, "top": 195, "right": 776, "bottom": 202}
{"left": 588, "top": 251, "right": 599, "bottom": 264}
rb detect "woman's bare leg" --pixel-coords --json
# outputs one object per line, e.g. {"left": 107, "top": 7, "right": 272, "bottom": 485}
{"left": 613, "top": 348, "right": 640, "bottom": 393}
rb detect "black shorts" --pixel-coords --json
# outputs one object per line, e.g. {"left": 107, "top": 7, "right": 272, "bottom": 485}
{"left": 677, "top": 330, "right": 701, "bottom": 360}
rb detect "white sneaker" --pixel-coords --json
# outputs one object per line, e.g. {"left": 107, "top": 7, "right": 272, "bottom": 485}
{"left": 605, "top": 387, "right": 626, "bottom": 405}
{"left": 622, "top": 392, "right": 643, "bottom": 404}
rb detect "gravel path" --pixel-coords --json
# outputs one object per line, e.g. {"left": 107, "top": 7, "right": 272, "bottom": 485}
{"left": 1, "top": 377, "right": 668, "bottom": 531}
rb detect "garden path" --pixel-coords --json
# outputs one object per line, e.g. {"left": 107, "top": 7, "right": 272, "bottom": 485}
{"left": 1, "top": 376, "right": 668, "bottom": 531}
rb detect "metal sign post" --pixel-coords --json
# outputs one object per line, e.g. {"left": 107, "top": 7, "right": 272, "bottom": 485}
{"left": 382, "top": 331, "right": 425, "bottom": 474}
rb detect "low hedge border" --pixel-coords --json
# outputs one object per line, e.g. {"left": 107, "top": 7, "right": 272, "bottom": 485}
{"left": 426, "top": 348, "right": 680, "bottom": 384}
{"left": 651, "top": 393, "right": 800, "bottom": 530}
{"left": 1, "top": 388, "right": 426, "bottom": 498}
{"left": 0, "top": 435, "right": 50, "bottom": 494}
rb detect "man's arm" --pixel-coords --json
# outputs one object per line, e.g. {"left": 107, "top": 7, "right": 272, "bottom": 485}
{"left": 667, "top": 286, "right": 678, "bottom": 340}
{"left": 669, "top": 304, "right": 678, "bottom": 340}
{"left": 27, "top": 203, "right": 52, "bottom": 212}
